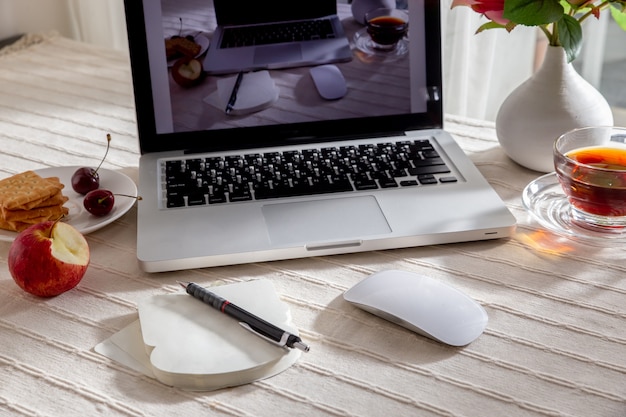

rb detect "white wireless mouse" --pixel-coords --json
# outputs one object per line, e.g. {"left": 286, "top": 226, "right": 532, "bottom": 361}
{"left": 309, "top": 64, "right": 347, "bottom": 100}
{"left": 343, "top": 270, "right": 488, "bottom": 346}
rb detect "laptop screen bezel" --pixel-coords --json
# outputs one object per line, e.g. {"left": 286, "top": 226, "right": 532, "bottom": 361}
{"left": 123, "top": 0, "right": 443, "bottom": 155}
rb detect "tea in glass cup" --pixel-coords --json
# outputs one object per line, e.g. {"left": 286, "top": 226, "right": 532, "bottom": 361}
{"left": 554, "top": 126, "right": 626, "bottom": 231}
{"left": 365, "top": 8, "right": 409, "bottom": 51}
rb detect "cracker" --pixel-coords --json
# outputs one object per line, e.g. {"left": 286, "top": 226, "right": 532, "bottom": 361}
{"left": 0, "top": 171, "right": 63, "bottom": 210}
{"left": 0, "top": 206, "right": 68, "bottom": 232}
{"left": 0, "top": 171, "right": 69, "bottom": 232}
{"left": 0, "top": 218, "right": 31, "bottom": 232}
{"left": 165, "top": 36, "right": 201, "bottom": 59}
{"left": 3, "top": 204, "right": 69, "bottom": 222}
{"left": 3, "top": 188, "right": 68, "bottom": 215}
{"left": 25, "top": 189, "right": 68, "bottom": 209}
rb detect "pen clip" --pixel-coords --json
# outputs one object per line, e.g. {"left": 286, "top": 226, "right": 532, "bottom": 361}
{"left": 239, "top": 322, "right": 289, "bottom": 349}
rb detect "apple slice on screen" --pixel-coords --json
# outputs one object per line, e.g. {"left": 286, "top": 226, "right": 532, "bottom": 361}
{"left": 171, "top": 57, "right": 204, "bottom": 88}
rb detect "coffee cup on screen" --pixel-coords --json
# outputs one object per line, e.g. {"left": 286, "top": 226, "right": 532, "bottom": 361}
{"left": 365, "top": 8, "right": 409, "bottom": 51}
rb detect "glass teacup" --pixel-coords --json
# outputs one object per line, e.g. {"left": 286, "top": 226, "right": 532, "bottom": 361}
{"left": 554, "top": 126, "right": 626, "bottom": 232}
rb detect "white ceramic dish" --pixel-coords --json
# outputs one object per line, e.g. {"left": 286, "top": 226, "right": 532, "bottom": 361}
{"left": 0, "top": 166, "right": 137, "bottom": 242}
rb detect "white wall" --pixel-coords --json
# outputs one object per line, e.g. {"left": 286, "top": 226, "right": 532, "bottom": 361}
{"left": 1, "top": 0, "right": 128, "bottom": 51}
{"left": 2, "top": 0, "right": 74, "bottom": 40}
{"left": 604, "top": 20, "right": 626, "bottom": 63}
{"left": 0, "top": 0, "right": 14, "bottom": 40}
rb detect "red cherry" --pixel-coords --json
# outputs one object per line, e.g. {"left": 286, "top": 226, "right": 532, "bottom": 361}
{"left": 83, "top": 190, "right": 142, "bottom": 217}
{"left": 71, "top": 133, "right": 111, "bottom": 195}
{"left": 84, "top": 189, "right": 115, "bottom": 216}
{"left": 71, "top": 167, "right": 99, "bottom": 195}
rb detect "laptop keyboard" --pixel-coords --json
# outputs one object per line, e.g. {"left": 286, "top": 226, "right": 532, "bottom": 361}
{"left": 220, "top": 19, "right": 336, "bottom": 48}
{"left": 162, "top": 139, "right": 457, "bottom": 208}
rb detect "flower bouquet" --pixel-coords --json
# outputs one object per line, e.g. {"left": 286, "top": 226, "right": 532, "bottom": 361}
{"left": 452, "top": 0, "right": 626, "bottom": 62}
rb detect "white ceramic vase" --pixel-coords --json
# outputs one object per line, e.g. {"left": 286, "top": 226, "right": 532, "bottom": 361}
{"left": 495, "top": 46, "right": 614, "bottom": 173}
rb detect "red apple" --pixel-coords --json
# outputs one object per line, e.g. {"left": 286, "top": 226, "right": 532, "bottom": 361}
{"left": 8, "top": 221, "right": 90, "bottom": 297}
{"left": 171, "top": 57, "right": 204, "bottom": 87}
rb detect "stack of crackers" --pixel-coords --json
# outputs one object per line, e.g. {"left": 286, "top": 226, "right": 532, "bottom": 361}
{"left": 165, "top": 36, "right": 201, "bottom": 60}
{"left": 0, "top": 171, "right": 69, "bottom": 232}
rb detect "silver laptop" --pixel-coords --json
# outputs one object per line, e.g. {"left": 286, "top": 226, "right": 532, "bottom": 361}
{"left": 123, "top": 0, "right": 516, "bottom": 273}
{"left": 203, "top": 0, "right": 353, "bottom": 74}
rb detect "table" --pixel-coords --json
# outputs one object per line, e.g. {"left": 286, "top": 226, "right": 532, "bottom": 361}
{"left": 0, "top": 33, "right": 624, "bottom": 417}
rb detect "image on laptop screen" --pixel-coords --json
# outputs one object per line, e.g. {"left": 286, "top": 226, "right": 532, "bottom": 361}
{"left": 130, "top": 0, "right": 441, "bottom": 152}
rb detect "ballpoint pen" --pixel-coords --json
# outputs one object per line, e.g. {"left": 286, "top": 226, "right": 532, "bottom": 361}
{"left": 178, "top": 281, "right": 310, "bottom": 352}
{"left": 224, "top": 71, "right": 244, "bottom": 114}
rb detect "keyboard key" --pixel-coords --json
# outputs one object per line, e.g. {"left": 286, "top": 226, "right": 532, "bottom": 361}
{"left": 417, "top": 174, "right": 438, "bottom": 185}
{"left": 408, "top": 165, "right": 451, "bottom": 175}
{"left": 413, "top": 157, "right": 445, "bottom": 167}
{"left": 208, "top": 193, "right": 227, "bottom": 204}
{"left": 167, "top": 194, "right": 185, "bottom": 208}
{"left": 379, "top": 178, "right": 399, "bottom": 188}
{"left": 187, "top": 193, "right": 207, "bottom": 206}
{"left": 353, "top": 178, "right": 378, "bottom": 190}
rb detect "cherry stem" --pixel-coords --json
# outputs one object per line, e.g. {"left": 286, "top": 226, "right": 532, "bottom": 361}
{"left": 97, "top": 194, "right": 141, "bottom": 204}
{"left": 115, "top": 194, "right": 142, "bottom": 200}
{"left": 94, "top": 133, "right": 111, "bottom": 176}
{"left": 98, "top": 195, "right": 112, "bottom": 204}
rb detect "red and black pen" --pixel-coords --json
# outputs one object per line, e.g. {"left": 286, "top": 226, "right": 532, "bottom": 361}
{"left": 178, "top": 281, "right": 310, "bottom": 352}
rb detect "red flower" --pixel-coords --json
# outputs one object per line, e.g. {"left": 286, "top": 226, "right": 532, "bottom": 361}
{"left": 451, "top": 0, "right": 510, "bottom": 25}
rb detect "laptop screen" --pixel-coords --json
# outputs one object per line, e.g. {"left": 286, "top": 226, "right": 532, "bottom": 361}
{"left": 123, "top": 0, "right": 443, "bottom": 154}
{"left": 214, "top": 0, "right": 339, "bottom": 26}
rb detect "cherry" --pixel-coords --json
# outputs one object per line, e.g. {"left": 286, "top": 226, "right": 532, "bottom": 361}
{"left": 84, "top": 189, "right": 114, "bottom": 216}
{"left": 71, "top": 133, "right": 111, "bottom": 195}
{"left": 83, "top": 189, "right": 141, "bottom": 217}
{"left": 71, "top": 167, "right": 100, "bottom": 195}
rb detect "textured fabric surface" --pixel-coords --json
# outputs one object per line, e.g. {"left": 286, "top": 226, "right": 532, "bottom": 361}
{"left": 0, "top": 34, "right": 624, "bottom": 417}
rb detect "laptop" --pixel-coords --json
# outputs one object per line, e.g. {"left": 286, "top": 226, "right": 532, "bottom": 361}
{"left": 203, "top": 0, "right": 353, "bottom": 74}
{"left": 123, "top": 0, "right": 516, "bottom": 273}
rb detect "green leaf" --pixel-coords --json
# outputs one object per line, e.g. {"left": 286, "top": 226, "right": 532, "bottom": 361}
{"left": 504, "top": 0, "right": 564, "bottom": 26}
{"left": 610, "top": 4, "right": 626, "bottom": 31}
{"left": 476, "top": 21, "right": 507, "bottom": 33}
{"left": 557, "top": 15, "right": 583, "bottom": 62}
{"left": 559, "top": 0, "right": 573, "bottom": 14}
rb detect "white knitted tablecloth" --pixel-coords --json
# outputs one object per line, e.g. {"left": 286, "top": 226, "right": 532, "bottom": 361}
{"left": 0, "top": 33, "right": 624, "bottom": 417}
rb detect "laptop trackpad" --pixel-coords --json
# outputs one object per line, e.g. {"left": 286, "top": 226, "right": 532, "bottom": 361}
{"left": 254, "top": 44, "right": 302, "bottom": 66}
{"left": 262, "top": 196, "right": 391, "bottom": 246}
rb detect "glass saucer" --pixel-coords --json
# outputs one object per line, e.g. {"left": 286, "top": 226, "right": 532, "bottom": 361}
{"left": 522, "top": 172, "right": 626, "bottom": 243}
{"left": 353, "top": 28, "right": 408, "bottom": 60}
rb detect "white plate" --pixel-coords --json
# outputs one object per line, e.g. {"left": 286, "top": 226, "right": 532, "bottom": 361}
{"left": 0, "top": 166, "right": 137, "bottom": 242}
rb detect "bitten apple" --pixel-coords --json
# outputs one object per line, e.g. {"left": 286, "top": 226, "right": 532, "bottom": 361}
{"left": 8, "top": 221, "right": 90, "bottom": 297}
{"left": 171, "top": 57, "right": 204, "bottom": 87}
